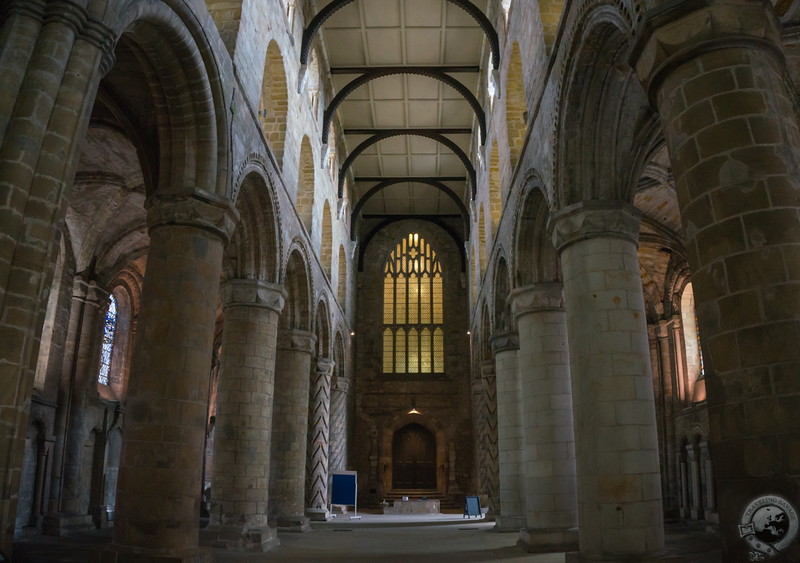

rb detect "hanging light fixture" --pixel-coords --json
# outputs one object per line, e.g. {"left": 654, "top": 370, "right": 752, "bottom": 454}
{"left": 407, "top": 399, "right": 421, "bottom": 415}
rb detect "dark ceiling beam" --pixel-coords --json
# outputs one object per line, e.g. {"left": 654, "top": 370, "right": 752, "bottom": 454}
{"left": 301, "top": 0, "right": 500, "bottom": 69}
{"left": 322, "top": 67, "right": 486, "bottom": 146}
{"left": 344, "top": 128, "right": 472, "bottom": 135}
{"left": 350, "top": 178, "right": 469, "bottom": 241}
{"left": 337, "top": 129, "right": 476, "bottom": 199}
{"left": 330, "top": 65, "right": 480, "bottom": 74}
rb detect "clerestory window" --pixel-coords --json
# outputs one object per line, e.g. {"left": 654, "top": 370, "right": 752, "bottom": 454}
{"left": 383, "top": 233, "right": 444, "bottom": 375}
{"left": 97, "top": 294, "right": 117, "bottom": 386}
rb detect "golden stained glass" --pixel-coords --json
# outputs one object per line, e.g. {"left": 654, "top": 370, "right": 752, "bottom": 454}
{"left": 382, "top": 233, "right": 445, "bottom": 375}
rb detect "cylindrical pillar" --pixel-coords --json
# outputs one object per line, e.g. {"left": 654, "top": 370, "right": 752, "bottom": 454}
{"left": 203, "top": 279, "right": 285, "bottom": 552}
{"left": 551, "top": 201, "right": 664, "bottom": 560}
{"left": 511, "top": 283, "right": 578, "bottom": 552}
{"left": 270, "top": 329, "right": 316, "bottom": 532}
{"left": 107, "top": 195, "right": 236, "bottom": 562}
{"left": 329, "top": 375, "right": 349, "bottom": 473}
{"left": 479, "top": 360, "right": 499, "bottom": 515}
{"left": 305, "top": 357, "right": 334, "bottom": 521}
{"left": 634, "top": 3, "right": 800, "bottom": 559}
{"left": 490, "top": 331, "right": 525, "bottom": 532}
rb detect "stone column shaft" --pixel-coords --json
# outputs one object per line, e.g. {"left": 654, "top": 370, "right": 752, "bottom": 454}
{"left": 329, "top": 376, "right": 349, "bottom": 473}
{"left": 552, "top": 202, "right": 664, "bottom": 560}
{"left": 270, "top": 329, "right": 316, "bottom": 532}
{"left": 108, "top": 196, "right": 235, "bottom": 562}
{"left": 511, "top": 284, "right": 578, "bottom": 553}
{"left": 479, "top": 360, "right": 499, "bottom": 515}
{"left": 634, "top": 4, "right": 800, "bottom": 559}
{"left": 491, "top": 331, "right": 525, "bottom": 532}
{"left": 306, "top": 357, "right": 334, "bottom": 521}
{"left": 204, "top": 279, "right": 285, "bottom": 553}
{"left": 655, "top": 321, "right": 679, "bottom": 515}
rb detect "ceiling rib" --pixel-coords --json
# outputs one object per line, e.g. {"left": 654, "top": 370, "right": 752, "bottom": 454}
{"left": 338, "top": 129, "right": 476, "bottom": 199}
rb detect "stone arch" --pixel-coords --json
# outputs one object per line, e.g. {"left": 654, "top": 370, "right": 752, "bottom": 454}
{"left": 488, "top": 143, "right": 502, "bottom": 237}
{"left": 479, "top": 303, "right": 492, "bottom": 362}
{"left": 381, "top": 412, "right": 447, "bottom": 494}
{"left": 555, "top": 6, "right": 651, "bottom": 207}
{"left": 513, "top": 178, "right": 561, "bottom": 286}
{"left": 97, "top": 283, "right": 137, "bottom": 402}
{"left": 539, "top": 1, "right": 566, "bottom": 54}
{"left": 226, "top": 167, "right": 281, "bottom": 283}
{"left": 259, "top": 41, "right": 289, "bottom": 170}
{"left": 320, "top": 200, "right": 333, "bottom": 280}
{"left": 314, "top": 298, "right": 331, "bottom": 359}
{"left": 297, "top": 136, "right": 316, "bottom": 234}
{"left": 505, "top": 43, "right": 527, "bottom": 172}
{"left": 492, "top": 255, "right": 513, "bottom": 333}
{"left": 111, "top": 4, "right": 232, "bottom": 198}
{"left": 281, "top": 244, "right": 313, "bottom": 332}
{"left": 337, "top": 244, "right": 347, "bottom": 308}
{"left": 15, "top": 420, "right": 47, "bottom": 533}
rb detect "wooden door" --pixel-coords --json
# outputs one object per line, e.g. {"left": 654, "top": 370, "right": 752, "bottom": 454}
{"left": 392, "top": 423, "right": 436, "bottom": 489}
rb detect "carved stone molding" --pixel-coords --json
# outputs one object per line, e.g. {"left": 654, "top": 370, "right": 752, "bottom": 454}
{"left": 146, "top": 193, "right": 238, "bottom": 244}
{"left": 550, "top": 201, "right": 641, "bottom": 253}
{"left": 315, "top": 357, "right": 335, "bottom": 377}
{"left": 509, "top": 283, "right": 564, "bottom": 319}
{"left": 632, "top": 1, "right": 783, "bottom": 105}
{"left": 277, "top": 329, "right": 316, "bottom": 353}
{"left": 221, "top": 279, "right": 286, "bottom": 313}
{"left": 490, "top": 330, "right": 519, "bottom": 355}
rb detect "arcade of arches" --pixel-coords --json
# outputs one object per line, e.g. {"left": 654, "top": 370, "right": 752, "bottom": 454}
{"left": 1, "top": 0, "right": 799, "bottom": 561}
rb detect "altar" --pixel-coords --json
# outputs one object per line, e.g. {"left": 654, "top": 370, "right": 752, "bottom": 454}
{"left": 383, "top": 499, "right": 440, "bottom": 515}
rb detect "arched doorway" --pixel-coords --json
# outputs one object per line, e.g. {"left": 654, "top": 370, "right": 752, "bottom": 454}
{"left": 392, "top": 424, "right": 436, "bottom": 490}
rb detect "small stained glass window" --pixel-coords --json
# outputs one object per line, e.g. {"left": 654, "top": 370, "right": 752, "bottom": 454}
{"left": 98, "top": 295, "right": 117, "bottom": 386}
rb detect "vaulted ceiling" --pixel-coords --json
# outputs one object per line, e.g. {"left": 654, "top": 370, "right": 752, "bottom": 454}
{"left": 311, "top": 0, "right": 493, "bottom": 244}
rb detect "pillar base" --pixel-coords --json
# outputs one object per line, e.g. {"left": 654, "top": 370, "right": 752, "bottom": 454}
{"left": 200, "top": 524, "right": 279, "bottom": 552}
{"left": 92, "top": 544, "right": 213, "bottom": 563}
{"left": 275, "top": 514, "right": 310, "bottom": 532}
{"left": 565, "top": 552, "right": 685, "bottom": 562}
{"left": 493, "top": 515, "right": 526, "bottom": 532}
{"left": 517, "top": 527, "right": 579, "bottom": 553}
{"left": 305, "top": 507, "right": 331, "bottom": 521}
{"left": 42, "top": 512, "right": 94, "bottom": 536}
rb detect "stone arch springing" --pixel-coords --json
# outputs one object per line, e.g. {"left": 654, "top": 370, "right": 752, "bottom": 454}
{"left": 297, "top": 137, "right": 316, "bottom": 234}
{"left": 488, "top": 143, "right": 502, "bottom": 237}
{"left": 321, "top": 200, "right": 333, "bottom": 280}
{"left": 259, "top": 41, "right": 289, "bottom": 170}
{"left": 337, "top": 244, "right": 347, "bottom": 307}
{"left": 505, "top": 43, "right": 527, "bottom": 173}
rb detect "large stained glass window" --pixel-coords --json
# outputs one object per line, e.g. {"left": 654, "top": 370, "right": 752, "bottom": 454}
{"left": 383, "top": 233, "right": 444, "bottom": 374}
{"left": 98, "top": 295, "right": 117, "bottom": 386}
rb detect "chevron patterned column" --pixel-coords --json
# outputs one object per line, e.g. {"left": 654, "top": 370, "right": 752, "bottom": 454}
{"left": 305, "top": 357, "right": 334, "bottom": 521}
{"left": 329, "top": 375, "right": 350, "bottom": 473}
{"left": 479, "top": 360, "right": 499, "bottom": 516}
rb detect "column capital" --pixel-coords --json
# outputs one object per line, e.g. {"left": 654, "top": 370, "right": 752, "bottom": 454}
{"left": 490, "top": 330, "right": 519, "bottom": 354}
{"left": 332, "top": 375, "right": 350, "bottom": 393}
{"left": 631, "top": 0, "right": 783, "bottom": 105}
{"left": 315, "top": 357, "right": 335, "bottom": 377}
{"left": 146, "top": 193, "right": 238, "bottom": 244}
{"left": 277, "top": 329, "right": 316, "bottom": 353}
{"left": 221, "top": 279, "right": 286, "bottom": 313}
{"left": 479, "top": 359, "right": 496, "bottom": 378}
{"left": 549, "top": 201, "right": 641, "bottom": 253}
{"left": 509, "top": 283, "right": 564, "bottom": 319}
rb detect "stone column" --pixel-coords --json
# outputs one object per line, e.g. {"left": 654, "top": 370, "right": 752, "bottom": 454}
{"left": 634, "top": 4, "right": 800, "bottom": 559}
{"left": 305, "top": 357, "right": 334, "bottom": 521}
{"left": 270, "top": 329, "right": 316, "bottom": 532}
{"left": 202, "top": 279, "right": 285, "bottom": 553}
{"left": 655, "top": 320, "right": 679, "bottom": 516}
{"left": 490, "top": 331, "right": 525, "bottom": 532}
{"left": 551, "top": 201, "right": 664, "bottom": 561}
{"left": 479, "top": 360, "right": 499, "bottom": 515}
{"left": 687, "top": 443, "right": 702, "bottom": 520}
{"left": 104, "top": 195, "right": 236, "bottom": 562}
{"left": 470, "top": 373, "right": 487, "bottom": 503}
{"left": 510, "top": 284, "right": 578, "bottom": 553}
{"left": 329, "top": 376, "right": 349, "bottom": 473}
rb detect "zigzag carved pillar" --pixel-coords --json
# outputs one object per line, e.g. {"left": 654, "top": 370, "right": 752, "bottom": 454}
{"left": 552, "top": 201, "right": 664, "bottom": 561}
{"left": 329, "top": 376, "right": 349, "bottom": 473}
{"left": 470, "top": 373, "right": 487, "bottom": 504}
{"left": 202, "top": 279, "right": 285, "bottom": 553}
{"left": 270, "top": 329, "right": 316, "bottom": 532}
{"left": 305, "top": 357, "right": 334, "bottom": 521}
{"left": 107, "top": 195, "right": 236, "bottom": 562}
{"left": 634, "top": 3, "right": 800, "bottom": 560}
{"left": 479, "top": 360, "right": 500, "bottom": 516}
{"left": 511, "top": 283, "right": 578, "bottom": 553}
{"left": 491, "top": 331, "right": 526, "bottom": 532}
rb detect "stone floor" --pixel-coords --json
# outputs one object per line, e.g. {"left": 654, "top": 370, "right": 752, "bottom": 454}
{"left": 12, "top": 513, "right": 722, "bottom": 562}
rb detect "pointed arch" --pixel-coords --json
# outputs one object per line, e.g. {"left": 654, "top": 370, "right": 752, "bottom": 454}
{"left": 297, "top": 136, "right": 316, "bottom": 233}
{"left": 492, "top": 255, "right": 513, "bottom": 333}
{"left": 505, "top": 43, "right": 527, "bottom": 172}
{"left": 337, "top": 244, "right": 347, "bottom": 308}
{"left": 539, "top": 1, "right": 567, "bottom": 55}
{"left": 321, "top": 200, "right": 333, "bottom": 279}
{"left": 259, "top": 41, "right": 289, "bottom": 170}
{"left": 488, "top": 144, "right": 502, "bottom": 237}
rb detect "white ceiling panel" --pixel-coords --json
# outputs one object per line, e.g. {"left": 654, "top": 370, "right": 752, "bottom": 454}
{"left": 375, "top": 136, "right": 408, "bottom": 154}
{"left": 406, "top": 75, "right": 440, "bottom": 100}
{"left": 324, "top": 29, "right": 366, "bottom": 65}
{"left": 380, "top": 155, "right": 411, "bottom": 176}
{"left": 404, "top": 0, "right": 443, "bottom": 27}
{"left": 406, "top": 101, "right": 439, "bottom": 126}
{"left": 408, "top": 136, "right": 439, "bottom": 154}
{"left": 444, "top": 29, "right": 484, "bottom": 64}
{"left": 353, "top": 155, "right": 382, "bottom": 176}
{"left": 373, "top": 101, "right": 407, "bottom": 127}
{"left": 339, "top": 102, "right": 374, "bottom": 127}
{"left": 404, "top": 29, "right": 442, "bottom": 65}
{"left": 366, "top": 29, "right": 403, "bottom": 65}
{"left": 408, "top": 155, "right": 439, "bottom": 176}
{"left": 440, "top": 100, "right": 473, "bottom": 126}
{"left": 439, "top": 154, "right": 467, "bottom": 175}
{"left": 324, "top": 1, "right": 362, "bottom": 28}
{"left": 371, "top": 75, "right": 405, "bottom": 100}
{"left": 363, "top": 0, "right": 402, "bottom": 27}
